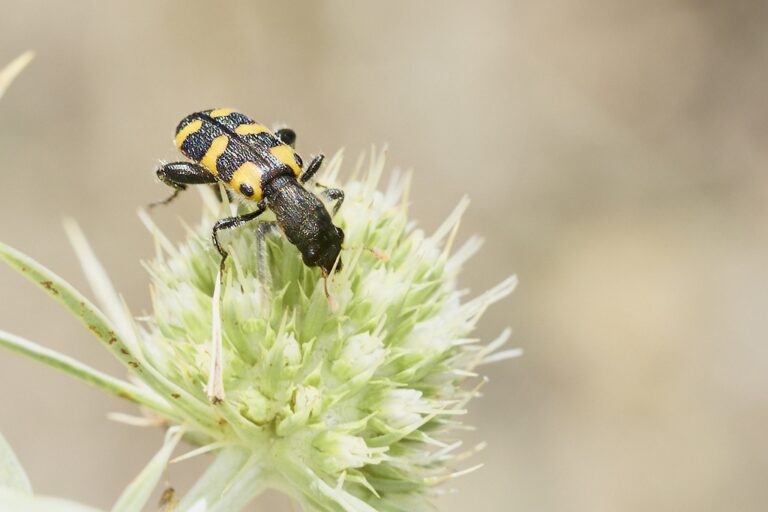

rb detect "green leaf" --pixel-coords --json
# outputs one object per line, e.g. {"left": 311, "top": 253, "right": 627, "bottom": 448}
{"left": 111, "top": 426, "right": 183, "bottom": 512}
{"left": 0, "top": 432, "right": 31, "bottom": 494}
{"left": 0, "top": 329, "right": 174, "bottom": 416}
{"left": 0, "top": 241, "right": 218, "bottom": 434}
{"left": 0, "top": 242, "right": 142, "bottom": 375}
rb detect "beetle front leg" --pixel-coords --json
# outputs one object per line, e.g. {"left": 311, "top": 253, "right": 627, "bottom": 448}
{"left": 212, "top": 204, "right": 267, "bottom": 276}
{"left": 151, "top": 161, "right": 218, "bottom": 207}
{"left": 207, "top": 203, "right": 265, "bottom": 405}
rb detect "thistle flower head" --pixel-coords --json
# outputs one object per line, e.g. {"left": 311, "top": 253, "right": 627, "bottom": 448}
{"left": 127, "top": 150, "right": 518, "bottom": 510}
{"left": 1, "top": 148, "right": 518, "bottom": 512}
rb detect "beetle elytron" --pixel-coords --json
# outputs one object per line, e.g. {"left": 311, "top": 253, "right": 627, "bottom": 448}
{"left": 152, "top": 108, "right": 345, "bottom": 280}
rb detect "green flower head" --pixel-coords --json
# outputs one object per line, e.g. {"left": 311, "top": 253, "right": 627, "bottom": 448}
{"left": 1, "top": 148, "right": 518, "bottom": 512}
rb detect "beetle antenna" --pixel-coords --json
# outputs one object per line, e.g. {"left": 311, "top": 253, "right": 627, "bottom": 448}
{"left": 322, "top": 270, "right": 338, "bottom": 312}
{"left": 346, "top": 245, "right": 388, "bottom": 261}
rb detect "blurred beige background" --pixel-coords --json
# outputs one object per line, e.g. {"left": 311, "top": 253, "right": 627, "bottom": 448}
{"left": 1, "top": 1, "right": 767, "bottom": 510}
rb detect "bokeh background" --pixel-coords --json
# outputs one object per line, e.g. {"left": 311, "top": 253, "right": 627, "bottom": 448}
{"left": 1, "top": 1, "right": 767, "bottom": 510}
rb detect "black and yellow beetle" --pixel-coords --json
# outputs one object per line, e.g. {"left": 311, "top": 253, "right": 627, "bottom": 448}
{"left": 152, "top": 108, "right": 345, "bottom": 279}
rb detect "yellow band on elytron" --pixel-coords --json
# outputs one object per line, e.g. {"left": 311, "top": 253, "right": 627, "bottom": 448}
{"left": 269, "top": 145, "right": 301, "bottom": 177}
{"left": 174, "top": 119, "right": 202, "bottom": 149}
{"left": 201, "top": 135, "right": 229, "bottom": 175}
{"left": 210, "top": 108, "right": 234, "bottom": 118}
{"left": 235, "top": 123, "right": 269, "bottom": 135}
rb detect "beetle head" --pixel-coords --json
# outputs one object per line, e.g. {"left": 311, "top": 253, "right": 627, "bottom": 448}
{"left": 303, "top": 226, "right": 344, "bottom": 274}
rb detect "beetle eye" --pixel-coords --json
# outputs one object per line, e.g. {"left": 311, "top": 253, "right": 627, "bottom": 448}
{"left": 336, "top": 227, "right": 345, "bottom": 243}
{"left": 305, "top": 247, "right": 318, "bottom": 261}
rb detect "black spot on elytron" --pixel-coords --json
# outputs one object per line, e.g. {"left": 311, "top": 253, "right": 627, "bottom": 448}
{"left": 294, "top": 153, "right": 303, "bottom": 168}
{"left": 239, "top": 183, "right": 254, "bottom": 196}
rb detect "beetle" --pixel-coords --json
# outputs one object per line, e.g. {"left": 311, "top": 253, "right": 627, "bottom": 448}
{"left": 151, "top": 109, "right": 345, "bottom": 281}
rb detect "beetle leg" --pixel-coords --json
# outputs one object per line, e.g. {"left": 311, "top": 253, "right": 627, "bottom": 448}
{"left": 255, "top": 221, "right": 279, "bottom": 293}
{"left": 151, "top": 161, "right": 218, "bottom": 207}
{"left": 275, "top": 128, "right": 297, "bottom": 148}
{"left": 299, "top": 154, "right": 325, "bottom": 185}
{"left": 212, "top": 203, "right": 267, "bottom": 276}
{"left": 320, "top": 188, "right": 345, "bottom": 215}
